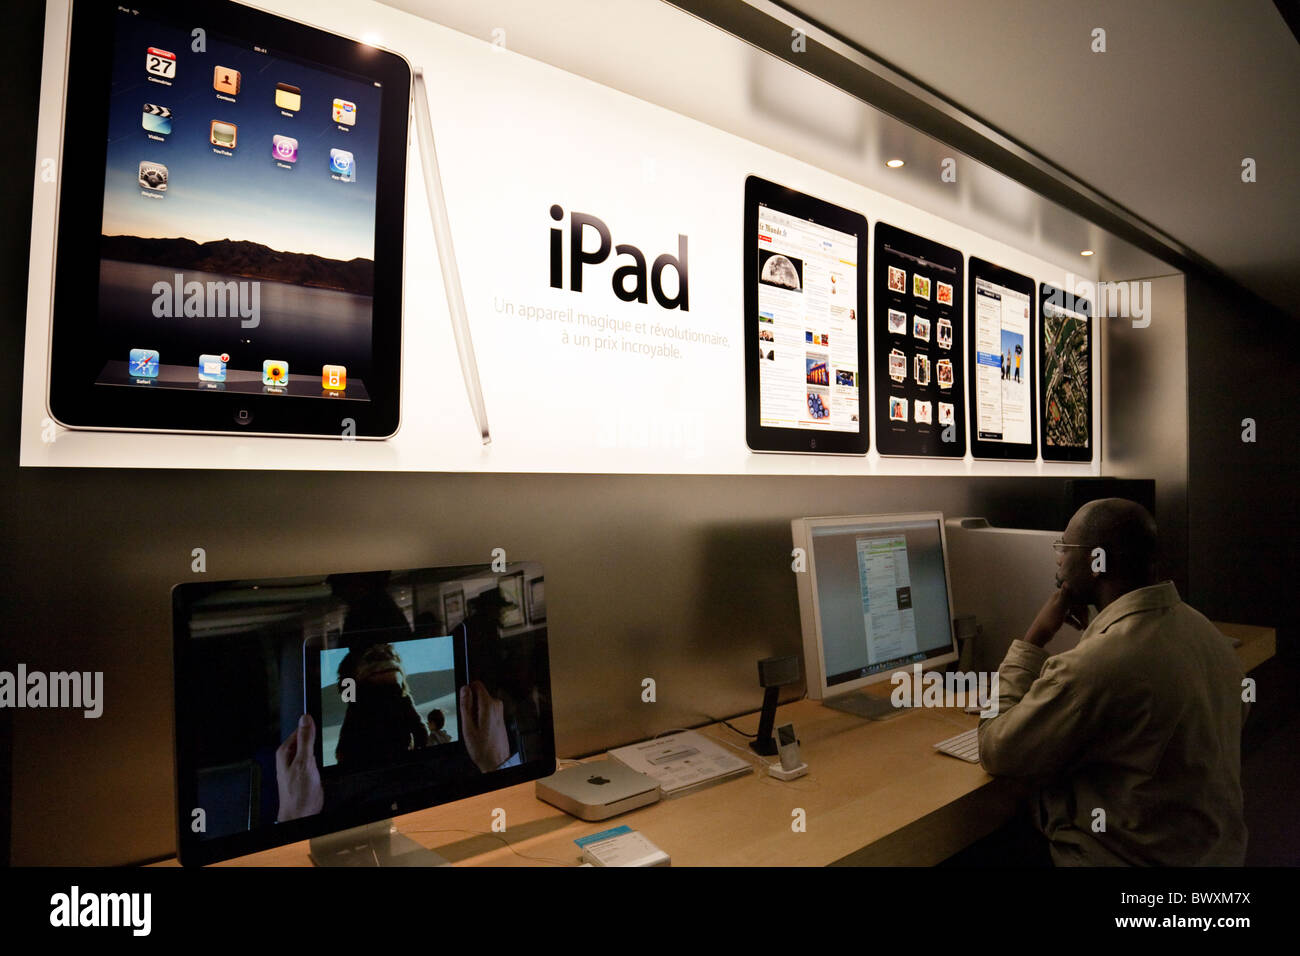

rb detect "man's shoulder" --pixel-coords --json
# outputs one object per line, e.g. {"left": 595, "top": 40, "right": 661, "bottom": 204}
{"left": 1048, "top": 588, "right": 1238, "bottom": 681}
{"left": 1043, "top": 630, "right": 1131, "bottom": 682}
{"left": 1042, "top": 608, "right": 1157, "bottom": 684}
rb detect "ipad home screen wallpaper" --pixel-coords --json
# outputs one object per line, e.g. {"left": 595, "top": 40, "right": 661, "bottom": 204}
{"left": 97, "top": 9, "right": 383, "bottom": 401}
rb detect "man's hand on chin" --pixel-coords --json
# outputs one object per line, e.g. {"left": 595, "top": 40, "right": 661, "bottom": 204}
{"left": 1025, "top": 584, "right": 1089, "bottom": 647}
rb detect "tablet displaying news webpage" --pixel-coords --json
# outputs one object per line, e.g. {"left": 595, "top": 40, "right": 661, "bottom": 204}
{"left": 755, "top": 206, "right": 860, "bottom": 433}
{"left": 974, "top": 276, "right": 1032, "bottom": 443}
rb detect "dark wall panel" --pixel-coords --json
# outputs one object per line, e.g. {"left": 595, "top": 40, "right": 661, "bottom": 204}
{"left": 2, "top": 468, "right": 1074, "bottom": 864}
{"left": 1185, "top": 272, "right": 1298, "bottom": 647}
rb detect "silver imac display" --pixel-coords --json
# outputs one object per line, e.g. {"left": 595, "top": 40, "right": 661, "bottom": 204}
{"left": 791, "top": 512, "right": 958, "bottom": 718}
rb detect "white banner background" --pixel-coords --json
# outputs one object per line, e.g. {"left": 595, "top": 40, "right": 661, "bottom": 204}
{"left": 21, "top": 0, "right": 1101, "bottom": 475}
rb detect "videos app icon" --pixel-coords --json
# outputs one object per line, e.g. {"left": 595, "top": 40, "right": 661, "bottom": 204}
{"left": 142, "top": 103, "right": 172, "bottom": 136}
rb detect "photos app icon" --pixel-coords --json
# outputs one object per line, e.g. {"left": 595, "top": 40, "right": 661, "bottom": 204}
{"left": 262, "top": 360, "right": 289, "bottom": 387}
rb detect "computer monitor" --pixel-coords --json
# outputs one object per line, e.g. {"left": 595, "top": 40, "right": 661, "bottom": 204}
{"left": 172, "top": 562, "right": 554, "bottom": 866}
{"left": 792, "top": 513, "right": 958, "bottom": 718}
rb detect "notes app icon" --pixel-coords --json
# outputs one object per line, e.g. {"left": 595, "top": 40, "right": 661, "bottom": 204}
{"left": 275, "top": 83, "right": 301, "bottom": 112}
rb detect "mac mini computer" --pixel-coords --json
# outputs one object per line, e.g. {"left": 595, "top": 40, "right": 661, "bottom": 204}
{"left": 536, "top": 760, "right": 661, "bottom": 821}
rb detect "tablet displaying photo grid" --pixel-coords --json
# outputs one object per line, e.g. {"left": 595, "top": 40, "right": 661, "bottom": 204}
{"left": 873, "top": 223, "right": 965, "bottom": 457}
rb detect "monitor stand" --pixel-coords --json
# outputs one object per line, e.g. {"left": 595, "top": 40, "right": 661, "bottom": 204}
{"left": 308, "top": 820, "right": 450, "bottom": 867}
{"left": 823, "top": 691, "right": 904, "bottom": 720}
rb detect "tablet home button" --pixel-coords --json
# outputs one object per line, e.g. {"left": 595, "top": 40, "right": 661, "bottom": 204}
{"left": 234, "top": 409, "right": 253, "bottom": 426}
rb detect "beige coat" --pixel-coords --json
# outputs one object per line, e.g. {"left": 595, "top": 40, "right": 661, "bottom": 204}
{"left": 978, "top": 582, "right": 1247, "bottom": 865}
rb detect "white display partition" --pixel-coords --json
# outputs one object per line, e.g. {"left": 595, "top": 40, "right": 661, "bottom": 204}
{"left": 20, "top": 0, "right": 1101, "bottom": 476}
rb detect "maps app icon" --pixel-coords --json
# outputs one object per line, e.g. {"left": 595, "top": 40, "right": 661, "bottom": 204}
{"left": 329, "top": 148, "right": 355, "bottom": 182}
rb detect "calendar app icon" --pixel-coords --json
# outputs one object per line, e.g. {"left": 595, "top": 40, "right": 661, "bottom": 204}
{"left": 146, "top": 47, "right": 176, "bottom": 79}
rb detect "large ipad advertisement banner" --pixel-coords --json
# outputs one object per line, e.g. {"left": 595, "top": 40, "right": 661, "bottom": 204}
{"left": 21, "top": 0, "right": 1095, "bottom": 476}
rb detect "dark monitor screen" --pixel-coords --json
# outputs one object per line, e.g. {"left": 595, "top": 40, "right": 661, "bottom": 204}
{"left": 173, "top": 563, "right": 553, "bottom": 865}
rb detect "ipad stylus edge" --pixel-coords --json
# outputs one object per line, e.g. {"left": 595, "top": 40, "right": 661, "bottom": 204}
{"left": 412, "top": 68, "right": 491, "bottom": 446}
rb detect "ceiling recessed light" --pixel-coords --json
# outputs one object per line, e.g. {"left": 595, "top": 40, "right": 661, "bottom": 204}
{"left": 1080, "top": 249, "right": 1094, "bottom": 256}
{"left": 361, "top": 32, "right": 383, "bottom": 47}
{"left": 886, "top": 159, "right": 905, "bottom": 168}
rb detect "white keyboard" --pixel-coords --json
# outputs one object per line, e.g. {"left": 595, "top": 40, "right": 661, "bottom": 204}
{"left": 933, "top": 728, "right": 981, "bottom": 763}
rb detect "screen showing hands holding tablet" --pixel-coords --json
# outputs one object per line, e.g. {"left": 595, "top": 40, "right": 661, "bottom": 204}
{"left": 48, "top": 0, "right": 410, "bottom": 439}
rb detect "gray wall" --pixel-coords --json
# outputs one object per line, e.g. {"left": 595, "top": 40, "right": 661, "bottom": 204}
{"left": 1102, "top": 273, "right": 1190, "bottom": 594}
{"left": 2, "top": 470, "right": 1080, "bottom": 865}
{"left": 1186, "top": 272, "right": 1298, "bottom": 639}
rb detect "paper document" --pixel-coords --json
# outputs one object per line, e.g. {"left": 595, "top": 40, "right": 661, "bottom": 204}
{"left": 608, "top": 730, "right": 751, "bottom": 797}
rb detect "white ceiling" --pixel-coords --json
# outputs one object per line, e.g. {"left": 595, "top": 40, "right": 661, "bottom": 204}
{"left": 380, "top": 0, "right": 1296, "bottom": 312}
{"left": 785, "top": 0, "right": 1300, "bottom": 316}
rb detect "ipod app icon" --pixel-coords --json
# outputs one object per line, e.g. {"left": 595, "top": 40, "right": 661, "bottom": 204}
{"left": 272, "top": 135, "right": 298, "bottom": 164}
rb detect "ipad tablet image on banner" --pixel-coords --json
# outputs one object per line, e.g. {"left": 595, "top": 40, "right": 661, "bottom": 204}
{"left": 968, "top": 258, "right": 1038, "bottom": 460}
{"left": 872, "top": 223, "right": 965, "bottom": 458}
{"left": 1039, "top": 284, "right": 1094, "bottom": 462}
{"left": 47, "top": 0, "right": 410, "bottom": 439}
{"left": 744, "top": 175, "right": 869, "bottom": 455}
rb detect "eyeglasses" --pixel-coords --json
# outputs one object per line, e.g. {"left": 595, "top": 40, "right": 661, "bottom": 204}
{"left": 1051, "top": 539, "right": 1088, "bottom": 554}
